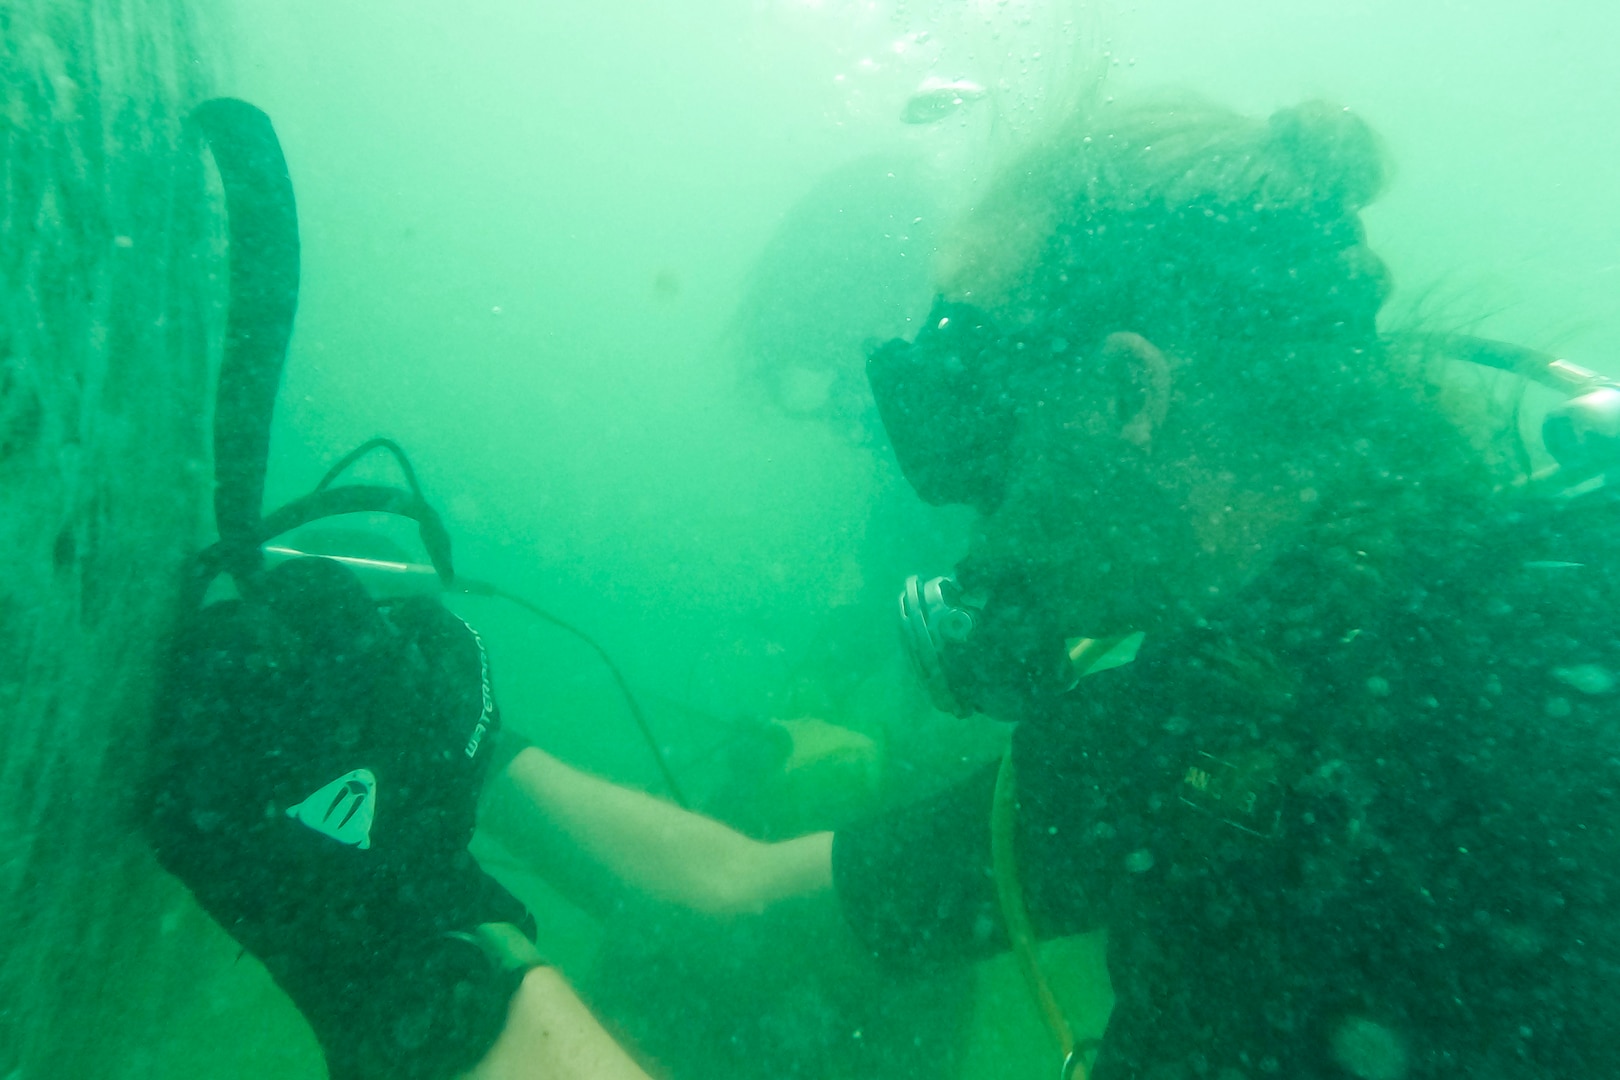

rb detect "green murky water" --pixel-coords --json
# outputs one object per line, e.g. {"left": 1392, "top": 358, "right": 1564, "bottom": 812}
{"left": 6, "top": 2, "right": 1620, "bottom": 1077}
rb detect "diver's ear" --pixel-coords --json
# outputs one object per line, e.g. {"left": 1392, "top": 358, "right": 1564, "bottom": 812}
{"left": 1103, "top": 332, "right": 1173, "bottom": 450}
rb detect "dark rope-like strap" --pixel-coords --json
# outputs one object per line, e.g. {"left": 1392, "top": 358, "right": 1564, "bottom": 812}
{"left": 190, "top": 98, "right": 301, "bottom": 567}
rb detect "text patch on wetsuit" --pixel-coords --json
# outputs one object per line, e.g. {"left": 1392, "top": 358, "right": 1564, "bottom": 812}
{"left": 1178, "top": 751, "right": 1284, "bottom": 838}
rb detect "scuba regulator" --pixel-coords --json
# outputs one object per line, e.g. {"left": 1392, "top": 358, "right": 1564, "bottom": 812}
{"left": 898, "top": 573, "right": 984, "bottom": 718}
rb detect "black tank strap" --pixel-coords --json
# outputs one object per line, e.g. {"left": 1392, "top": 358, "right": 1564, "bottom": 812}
{"left": 190, "top": 98, "right": 301, "bottom": 571}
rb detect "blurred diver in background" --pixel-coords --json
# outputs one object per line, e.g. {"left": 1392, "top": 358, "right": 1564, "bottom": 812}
{"left": 518, "top": 93, "right": 1620, "bottom": 1079}
{"left": 737, "top": 153, "right": 938, "bottom": 435}
{"left": 509, "top": 152, "right": 971, "bottom": 1080}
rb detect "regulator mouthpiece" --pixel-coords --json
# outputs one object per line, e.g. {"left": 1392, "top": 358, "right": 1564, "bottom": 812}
{"left": 1543, "top": 385, "right": 1620, "bottom": 477}
{"left": 899, "top": 574, "right": 983, "bottom": 717}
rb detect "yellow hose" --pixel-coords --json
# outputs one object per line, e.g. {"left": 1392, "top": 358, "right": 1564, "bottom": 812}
{"left": 992, "top": 750, "right": 1088, "bottom": 1080}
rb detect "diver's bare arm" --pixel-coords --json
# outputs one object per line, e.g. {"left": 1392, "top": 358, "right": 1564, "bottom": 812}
{"left": 463, "top": 966, "right": 650, "bottom": 1080}
{"left": 486, "top": 746, "right": 833, "bottom": 917}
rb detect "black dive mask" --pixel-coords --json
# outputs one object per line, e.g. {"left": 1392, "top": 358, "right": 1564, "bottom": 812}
{"left": 868, "top": 296, "right": 1070, "bottom": 515}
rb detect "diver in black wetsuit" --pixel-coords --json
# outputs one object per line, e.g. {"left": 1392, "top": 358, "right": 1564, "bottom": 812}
{"left": 830, "top": 94, "right": 1620, "bottom": 1078}
{"left": 838, "top": 476, "right": 1620, "bottom": 1079}
{"left": 512, "top": 92, "right": 1620, "bottom": 1079}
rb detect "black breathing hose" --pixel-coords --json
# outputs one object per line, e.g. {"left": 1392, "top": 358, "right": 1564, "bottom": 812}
{"left": 458, "top": 581, "right": 691, "bottom": 809}
{"left": 190, "top": 99, "right": 688, "bottom": 806}
{"left": 190, "top": 98, "right": 301, "bottom": 572}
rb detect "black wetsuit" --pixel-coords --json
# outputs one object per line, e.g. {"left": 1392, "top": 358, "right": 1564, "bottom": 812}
{"left": 835, "top": 498, "right": 1620, "bottom": 1079}
{"left": 149, "top": 556, "right": 531, "bottom": 1080}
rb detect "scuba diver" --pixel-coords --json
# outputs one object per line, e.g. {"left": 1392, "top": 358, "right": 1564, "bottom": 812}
{"left": 145, "top": 99, "right": 663, "bottom": 1080}
{"left": 506, "top": 94, "right": 1620, "bottom": 1079}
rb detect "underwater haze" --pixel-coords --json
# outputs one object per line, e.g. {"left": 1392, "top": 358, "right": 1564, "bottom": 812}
{"left": 6, "top": 0, "right": 1616, "bottom": 1076}
{"left": 216, "top": 0, "right": 1620, "bottom": 775}
{"left": 205, "top": 2, "right": 1618, "bottom": 1077}
{"left": 221, "top": 0, "right": 1620, "bottom": 706}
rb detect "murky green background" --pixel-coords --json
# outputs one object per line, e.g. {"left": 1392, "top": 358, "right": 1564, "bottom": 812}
{"left": 23, "top": 1, "right": 1620, "bottom": 1076}
{"left": 219, "top": 0, "right": 1620, "bottom": 758}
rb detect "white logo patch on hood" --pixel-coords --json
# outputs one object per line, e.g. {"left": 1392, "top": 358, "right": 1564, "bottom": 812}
{"left": 287, "top": 768, "right": 377, "bottom": 849}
